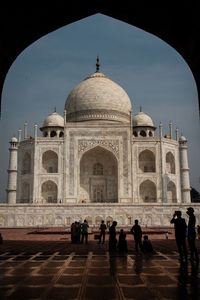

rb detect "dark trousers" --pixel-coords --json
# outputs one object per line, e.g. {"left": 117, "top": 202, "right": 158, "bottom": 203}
{"left": 188, "top": 236, "right": 199, "bottom": 261}
{"left": 135, "top": 238, "right": 143, "bottom": 252}
{"left": 81, "top": 232, "right": 88, "bottom": 244}
{"left": 176, "top": 238, "right": 187, "bottom": 260}
{"left": 99, "top": 232, "right": 105, "bottom": 244}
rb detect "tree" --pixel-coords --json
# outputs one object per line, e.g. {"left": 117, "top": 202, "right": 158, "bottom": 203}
{"left": 191, "top": 187, "right": 200, "bottom": 203}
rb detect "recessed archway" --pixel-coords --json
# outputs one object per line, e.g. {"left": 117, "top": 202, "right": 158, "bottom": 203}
{"left": 22, "top": 152, "right": 31, "bottom": 175}
{"left": 139, "top": 150, "right": 155, "bottom": 173}
{"left": 41, "top": 180, "right": 58, "bottom": 203}
{"left": 42, "top": 150, "right": 58, "bottom": 173}
{"left": 21, "top": 182, "right": 30, "bottom": 203}
{"left": 1, "top": 7, "right": 200, "bottom": 110}
{"left": 166, "top": 152, "right": 175, "bottom": 174}
{"left": 79, "top": 146, "right": 118, "bottom": 203}
{"left": 140, "top": 179, "right": 157, "bottom": 203}
{"left": 167, "top": 181, "right": 177, "bottom": 203}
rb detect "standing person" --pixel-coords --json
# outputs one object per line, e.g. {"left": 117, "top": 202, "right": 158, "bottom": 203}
{"left": 186, "top": 207, "right": 199, "bottom": 263}
{"left": 99, "top": 220, "right": 107, "bottom": 244}
{"left": 197, "top": 225, "right": 200, "bottom": 240}
{"left": 77, "top": 221, "right": 82, "bottom": 244}
{"left": 131, "top": 220, "right": 143, "bottom": 252}
{"left": 109, "top": 221, "right": 117, "bottom": 252}
{"left": 118, "top": 229, "right": 128, "bottom": 252}
{"left": 71, "top": 222, "right": 76, "bottom": 243}
{"left": 81, "top": 219, "right": 89, "bottom": 244}
{"left": 170, "top": 211, "right": 187, "bottom": 263}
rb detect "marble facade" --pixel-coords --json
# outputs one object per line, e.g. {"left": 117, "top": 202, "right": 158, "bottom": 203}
{"left": 4, "top": 63, "right": 196, "bottom": 228}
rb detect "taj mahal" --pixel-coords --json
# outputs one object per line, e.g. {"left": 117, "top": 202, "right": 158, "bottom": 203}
{"left": 1, "top": 58, "right": 199, "bottom": 228}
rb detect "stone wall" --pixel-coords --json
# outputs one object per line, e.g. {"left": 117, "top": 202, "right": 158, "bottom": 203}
{"left": 0, "top": 203, "right": 200, "bottom": 228}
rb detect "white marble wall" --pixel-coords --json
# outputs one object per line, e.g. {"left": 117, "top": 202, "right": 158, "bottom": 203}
{"left": 0, "top": 204, "right": 200, "bottom": 228}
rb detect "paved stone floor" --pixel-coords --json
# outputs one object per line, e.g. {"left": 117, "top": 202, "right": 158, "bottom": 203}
{"left": 0, "top": 238, "right": 200, "bottom": 300}
{"left": 0, "top": 229, "right": 200, "bottom": 300}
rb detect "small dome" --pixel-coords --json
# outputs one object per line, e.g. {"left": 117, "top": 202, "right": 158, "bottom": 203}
{"left": 65, "top": 71, "right": 132, "bottom": 123}
{"left": 133, "top": 111, "right": 154, "bottom": 127}
{"left": 11, "top": 137, "right": 18, "bottom": 142}
{"left": 43, "top": 111, "right": 64, "bottom": 128}
{"left": 179, "top": 135, "right": 187, "bottom": 142}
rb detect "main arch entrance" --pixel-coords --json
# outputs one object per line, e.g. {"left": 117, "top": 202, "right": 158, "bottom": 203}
{"left": 79, "top": 146, "right": 118, "bottom": 203}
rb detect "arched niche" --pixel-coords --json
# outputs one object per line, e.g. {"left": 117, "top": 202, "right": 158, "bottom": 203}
{"left": 166, "top": 152, "right": 175, "bottom": 174}
{"left": 41, "top": 180, "right": 57, "bottom": 203}
{"left": 139, "top": 150, "right": 155, "bottom": 173}
{"left": 85, "top": 216, "right": 92, "bottom": 226}
{"left": 95, "top": 216, "right": 103, "bottom": 225}
{"left": 140, "top": 180, "right": 157, "bottom": 202}
{"left": 50, "top": 131, "right": 56, "bottom": 137}
{"left": 140, "top": 130, "right": 147, "bottom": 137}
{"left": 79, "top": 146, "right": 118, "bottom": 203}
{"left": 106, "top": 216, "right": 113, "bottom": 226}
{"left": 167, "top": 181, "right": 177, "bottom": 203}
{"left": 42, "top": 150, "right": 58, "bottom": 173}
{"left": 21, "top": 182, "right": 30, "bottom": 203}
{"left": 22, "top": 152, "right": 31, "bottom": 174}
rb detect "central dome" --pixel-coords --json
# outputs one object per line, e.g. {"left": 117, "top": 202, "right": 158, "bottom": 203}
{"left": 65, "top": 70, "right": 132, "bottom": 123}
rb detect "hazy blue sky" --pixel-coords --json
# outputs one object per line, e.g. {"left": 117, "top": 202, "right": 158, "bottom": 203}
{"left": 0, "top": 13, "right": 199, "bottom": 202}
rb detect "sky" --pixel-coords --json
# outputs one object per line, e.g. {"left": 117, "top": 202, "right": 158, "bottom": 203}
{"left": 0, "top": 13, "right": 199, "bottom": 202}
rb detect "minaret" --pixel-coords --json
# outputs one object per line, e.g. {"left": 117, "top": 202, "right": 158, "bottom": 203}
{"left": 179, "top": 135, "right": 191, "bottom": 203}
{"left": 159, "top": 122, "right": 163, "bottom": 138}
{"left": 24, "top": 121, "right": 28, "bottom": 139}
{"left": 169, "top": 121, "right": 172, "bottom": 139}
{"left": 6, "top": 137, "right": 18, "bottom": 204}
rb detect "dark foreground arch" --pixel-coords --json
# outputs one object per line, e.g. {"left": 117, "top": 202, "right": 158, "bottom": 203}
{"left": 1, "top": 3, "right": 200, "bottom": 114}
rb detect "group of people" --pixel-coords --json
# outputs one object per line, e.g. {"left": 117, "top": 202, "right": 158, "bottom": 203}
{"left": 170, "top": 207, "right": 199, "bottom": 264}
{"left": 71, "top": 207, "right": 199, "bottom": 264}
{"left": 108, "top": 219, "right": 153, "bottom": 253}
{"left": 71, "top": 218, "right": 153, "bottom": 253}
{"left": 71, "top": 220, "right": 89, "bottom": 244}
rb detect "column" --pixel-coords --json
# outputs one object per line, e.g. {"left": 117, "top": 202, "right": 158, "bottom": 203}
{"left": 18, "top": 129, "right": 22, "bottom": 143}
{"left": 169, "top": 121, "right": 172, "bottom": 139}
{"left": 34, "top": 124, "right": 38, "bottom": 141}
{"left": 179, "top": 136, "right": 191, "bottom": 203}
{"left": 7, "top": 137, "right": 18, "bottom": 204}
{"left": 175, "top": 128, "right": 179, "bottom": 141}
{"left": 24, "top": 122, "right": 28, "bottom": 139}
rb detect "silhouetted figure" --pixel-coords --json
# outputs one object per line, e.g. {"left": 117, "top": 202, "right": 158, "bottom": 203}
{"left": 109, "top": 221, "right": 117, "bottom": 252}
{"left": 118, "top": 229, "right": 128, "bottom": 252}
{"left": 81, "top": 219, "right": 89, "bottom": 244}
{"left": 131, "top": 220, "right": 143, "bottom": 252}
{"left": 71, "top": 222, "right": 76, "bottom": 243}
{"left": 170, "top": 211, "right": 187, "bottom": 263}
{"left": 0, "top": 233, "right": 3, "bottom": 244}
{"left": 99, "top": 220, "right": 107, "bottom": 244}
{"left": 197, "top": 225, "right": 200, "bottom": 239}
{"left": 143, "top": 235, "right": 153, "bottom": 252}
{"left": 77, "top": 222, "right": 82, "bottom": 243}
{"left": 186, "top": 207, "right": 199, "bottom": 263}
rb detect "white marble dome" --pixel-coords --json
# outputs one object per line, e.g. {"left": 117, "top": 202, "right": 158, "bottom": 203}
{"left": 43, "top": 111, "right": 64, "bottom": 128}
{"left": 133, "top": 111, "right": 154, "bottom": 127}
{"left": 11, "top": 137, "right": 18, "bottom": 142}
{"left": 179, "top": 135, "right": 187, "bottom": 142}
{"left": 65, "top": 71, "right": 132, "bottom": 123}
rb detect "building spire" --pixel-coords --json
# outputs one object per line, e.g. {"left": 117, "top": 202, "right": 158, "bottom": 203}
{"left": 96, "top": 55, "right": 100, "bottom": 72}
